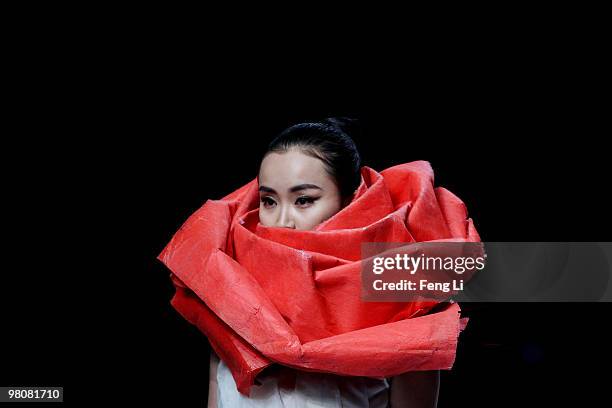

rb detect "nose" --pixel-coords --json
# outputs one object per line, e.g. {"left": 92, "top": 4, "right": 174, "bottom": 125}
{"left": 277, "top": 205, "right": 295, "bottom": 229}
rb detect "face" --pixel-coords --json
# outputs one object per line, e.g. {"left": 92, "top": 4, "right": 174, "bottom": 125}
{"left": 258, "top": 149, "right": 343, "bottom": 231}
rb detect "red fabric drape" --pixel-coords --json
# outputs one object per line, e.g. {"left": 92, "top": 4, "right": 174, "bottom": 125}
{"left": 158, "top": 161, "right": 480, "bottom": 396}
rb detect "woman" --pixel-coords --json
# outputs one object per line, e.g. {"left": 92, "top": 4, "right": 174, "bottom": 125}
{"left": 208, "top": 118, "right": 440, "bottom": 407}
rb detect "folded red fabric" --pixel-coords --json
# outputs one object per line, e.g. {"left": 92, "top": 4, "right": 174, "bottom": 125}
{"left": 158, "top": 161, "right": 480, "bottom": 396}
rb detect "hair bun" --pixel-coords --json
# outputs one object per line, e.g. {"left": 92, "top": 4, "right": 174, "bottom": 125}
{"left": 322, "top": 117, "right": 361, "bottom": 138}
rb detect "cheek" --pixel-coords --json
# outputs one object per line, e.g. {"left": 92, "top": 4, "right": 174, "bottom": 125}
{"left": 299, "top": 201, "right": 341, "bottom": 229}
{"left": 318, "top": 198, "right": 342, "bottom": 218}
{"left": 258, "top": 207, "right": 273, "bottom": 226}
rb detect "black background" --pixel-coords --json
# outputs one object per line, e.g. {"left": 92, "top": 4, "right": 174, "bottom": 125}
{"left": 2, "top": 35, "right": 610, "bottom": 406}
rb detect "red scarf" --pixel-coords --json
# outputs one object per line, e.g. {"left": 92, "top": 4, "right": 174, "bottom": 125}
{"left": 158, "top": 161, "right": 480, "bottom": 396}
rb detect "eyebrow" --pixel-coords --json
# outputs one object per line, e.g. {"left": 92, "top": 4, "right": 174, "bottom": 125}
{"left": 258, "top": 184, "right": 323, "bottom": 194}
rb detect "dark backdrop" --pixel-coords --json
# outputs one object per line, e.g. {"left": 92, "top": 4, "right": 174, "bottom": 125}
{"left": 2, "top": 72, "right": 609, "bottom": 406}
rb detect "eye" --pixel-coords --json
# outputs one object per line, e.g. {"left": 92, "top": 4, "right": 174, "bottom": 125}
{"left": 260, "top": 197, "right": 276, "bottom": 208}
{"left": 295, "top": 196, "right": 317, "bottom": 208}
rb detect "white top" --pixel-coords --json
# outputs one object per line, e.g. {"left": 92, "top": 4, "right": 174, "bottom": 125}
{"left": 216, "top": 356, "right": 390, "bottom": 408}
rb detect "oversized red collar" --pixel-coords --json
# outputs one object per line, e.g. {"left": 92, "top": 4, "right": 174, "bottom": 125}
{"left": 158, "top": 161, "right": 480, "bottom": 396}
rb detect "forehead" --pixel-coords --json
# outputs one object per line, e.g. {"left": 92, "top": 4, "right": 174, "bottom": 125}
{"left": 259, "top": 150, "right": 332, "bottom": 188}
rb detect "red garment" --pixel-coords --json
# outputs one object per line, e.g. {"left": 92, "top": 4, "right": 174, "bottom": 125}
{"left": 158, "top": 161, "right": 480, "bottom": 396}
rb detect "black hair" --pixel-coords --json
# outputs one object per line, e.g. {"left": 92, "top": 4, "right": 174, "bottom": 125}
{"left": 260, "top": 117, "right": 362, "bottom": 200}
